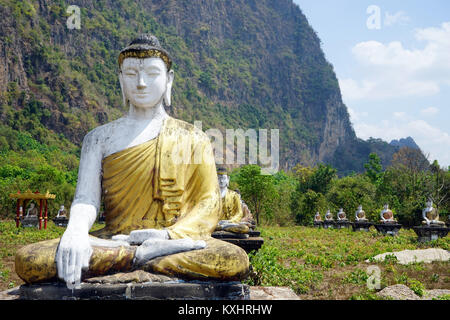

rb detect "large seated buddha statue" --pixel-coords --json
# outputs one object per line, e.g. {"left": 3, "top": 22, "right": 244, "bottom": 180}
{"left": 15, "top": 34, "right": 249, "bottom": 289}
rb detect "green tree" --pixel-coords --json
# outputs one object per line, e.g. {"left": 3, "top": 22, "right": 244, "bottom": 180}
{"left": 291, "top": 189, "right": 327, "bottom": 225}
{"left": 234, "top": 165, "right": 275, "bottom": 225}
{"left": 326, "top": 175, "right": 378, "bottom": 221}
{"left": 364, "top": 152, "right": 383, "bottom": 185}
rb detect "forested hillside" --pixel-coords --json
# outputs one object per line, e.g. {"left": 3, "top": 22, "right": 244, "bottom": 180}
{"left": 0, "top": 0, "right": 418, "bottom": 215}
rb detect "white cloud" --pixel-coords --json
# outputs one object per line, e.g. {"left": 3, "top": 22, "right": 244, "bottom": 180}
{"left": 420, "top": 106, "right": 439, "bottom": 116}
{"left": 384, "top": 11, "right": 411, "bottom": 27}
{"left": 347, "top": 106, "right": 368, "bottom": 122}
{"left": 354, "top": 118, "right": 450, "bottom": 166}
{"left": 393, "top": 112, "right": 406, "bottom": 119}
{"left": 340, "top": 22, "right": 450, "bottom": 101}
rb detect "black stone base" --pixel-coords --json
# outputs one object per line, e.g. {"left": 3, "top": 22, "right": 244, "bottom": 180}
{"left": 18, "top": 281, "right": 250, "bottom": 300}
{"left": 53, "top": 217, "right": 69, "bottom": 227}
{"left": 336, "top": 220, "right": 352, "bottom": 229}
{"left": 248, "top": 230, "right": 261, "bottom": 237}
{"left": 216, "top": 237, "right": 264, "bottom": 253}
{"left": 212, "top": 231, "right": 249, "bottom": 239}
{"left": 20, "top": 216, "right": 39, "bottom": 228}
{"left": 413, "top": 225, "right": 449, "bottom": 242}
{"left": 375, "top": 223, "right": 402, "bottom": 236}
{"left": 323, "top": 221, "right": 335, "bottom": 229}
{"left": 313, "top": 221, "right": 323, "bottom": 228}
{"left": 352, "top": 221, "right": 373, "bottom": 232}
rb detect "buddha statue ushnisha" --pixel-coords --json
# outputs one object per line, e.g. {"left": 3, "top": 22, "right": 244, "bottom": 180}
{"left": 355, "top": 205, "right": 367, "bottom": 221}
{"left": 15, "top": 34, "right": 249, "bottom": 289}
{"left": 380, "top": 204, "right": 396, "bottom": 223}
{"left": 422, "top": 199, "right": 445, "bottom": 226}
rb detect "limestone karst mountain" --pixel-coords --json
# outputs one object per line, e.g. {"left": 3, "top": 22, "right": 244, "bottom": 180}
{"left": 0, "top": 0, "right": 417, "bottom": 174}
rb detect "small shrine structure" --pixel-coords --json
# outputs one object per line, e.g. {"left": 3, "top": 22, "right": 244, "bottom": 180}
{"left": 9, "top": 190, "right": 56, "bottom": 230}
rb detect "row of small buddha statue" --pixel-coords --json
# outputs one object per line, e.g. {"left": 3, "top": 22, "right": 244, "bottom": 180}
{"left": 19, "top": 203, "right": 67, "bottom": 218}
{"left": 314, "top": 201, "right": 446, "bottom": 227}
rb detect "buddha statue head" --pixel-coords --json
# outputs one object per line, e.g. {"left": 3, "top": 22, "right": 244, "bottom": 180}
{"left": 217, "top": 167, "right": 229, "bottom": 195}
{"left": 325, "top": 210, "right": 333, "bottom": 221}
{"left": 118, "top": 34, "right": 174, "bottom": 112}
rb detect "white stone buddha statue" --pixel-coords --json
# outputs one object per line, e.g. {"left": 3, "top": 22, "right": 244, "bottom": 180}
{"left": 26, "top": 203, "right": 38, "bottom": 217}
{"left": 56, "top": 205, "right": 67, "bottom": 218}
{"left": 314, "top": 211, "right": 322, "bottom": 222}
{"left": 15, "top": 34, "right": 249, "bottom": 290}
{"left": 380, "top": 204, "right": 396, "bottom": 223}
{"left": 422, "top": 200, "right": 444, "bottom": 226}
{"left": 337, "top": 208, "right": 347, "bottom": 221}
{"left": 355, "top": 205, "right": 367, "bottom": 221}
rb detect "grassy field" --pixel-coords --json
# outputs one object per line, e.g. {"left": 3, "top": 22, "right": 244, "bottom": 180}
{"left": 1, "top": 220, "right": 449, "bottom": 299}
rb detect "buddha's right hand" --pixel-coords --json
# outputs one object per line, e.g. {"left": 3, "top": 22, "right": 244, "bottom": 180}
{"left": 56, "top": 231, "right": 93, "bottom": 290}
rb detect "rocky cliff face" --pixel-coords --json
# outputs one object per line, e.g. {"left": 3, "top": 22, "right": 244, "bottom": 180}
{"left": 0, "top": 0, "right": 396, "bottom": 173}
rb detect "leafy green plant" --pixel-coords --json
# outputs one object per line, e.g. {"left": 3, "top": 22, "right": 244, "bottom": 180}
{"left": 408, "top": 279, "right": 425, "bottom": 297}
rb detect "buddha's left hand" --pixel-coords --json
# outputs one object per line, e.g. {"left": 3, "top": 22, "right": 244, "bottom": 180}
{"left": 133, "top": 238, "right": 207, "bottom": 266}
{"left": 112, "top": 228, "right": 170, "bottom": 245}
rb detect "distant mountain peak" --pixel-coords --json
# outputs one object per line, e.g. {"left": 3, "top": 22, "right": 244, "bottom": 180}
{"left": 389, "top": 137, "right": 420, "bottom": 150}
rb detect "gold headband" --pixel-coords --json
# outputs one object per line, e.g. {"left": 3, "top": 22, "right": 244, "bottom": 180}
{"left": 118, "top": 49, "right": 172, "bottom": 70}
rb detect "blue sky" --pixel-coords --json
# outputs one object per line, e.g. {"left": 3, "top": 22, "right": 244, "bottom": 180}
{"left": 294, "top": 0, "right": 450, "bottom": 167}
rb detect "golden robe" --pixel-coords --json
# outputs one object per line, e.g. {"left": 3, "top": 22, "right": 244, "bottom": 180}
{"left": 15, "top": 117, "right": 249, "bottom": 283}
{"left": 219, "top": 189, "right": 244, "bottom": 223}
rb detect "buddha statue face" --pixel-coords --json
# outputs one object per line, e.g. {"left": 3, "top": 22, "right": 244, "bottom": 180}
{"left": 218, "top": 174, "right": 229, "bottom": 189}
{"left": 119, "top": 57, "right": 174, "bottom": 110}
{"left": 426, "top": 200, "right": 433, "bottom": 208}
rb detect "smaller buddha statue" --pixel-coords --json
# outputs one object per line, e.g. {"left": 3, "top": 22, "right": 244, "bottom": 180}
{"left": 314, "top": 212, "right": 322, "bottom": 222}
{"left": 337, "top": 208, "right": 347, "bottom": 221}
{"left": 422, "top": 200, "right": 445, "bottom": 226}
{"left": 413, "top": 199, "right": 448, "bottom": 242}
{"left": 56, "top": 205, "right": 67, "bottom": 218}
{"left": 325, "top": 210, "right": 334, "bottom": 221}
{"left": 215, "top": 167, "right": 249, "bottom": 235}
{"left": 352, "top": 205, "right": 372, "bottom": 232}
{"left": 375, "top": 204, "right": 402, "bottom": 235}
{"left": 53, "top": 204, "right": 69, "bottom": 227}
{"left": 380, "top": 204, "right": 396, "bottom": 223}
{"left": 313, "top": 211, "right": 323, "bottom": 228}
{"left": 26, "top": 203, "right": 38, "bottom": 217}
{"left": 355, "top": 205, "right": 367, "bottom": 221}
